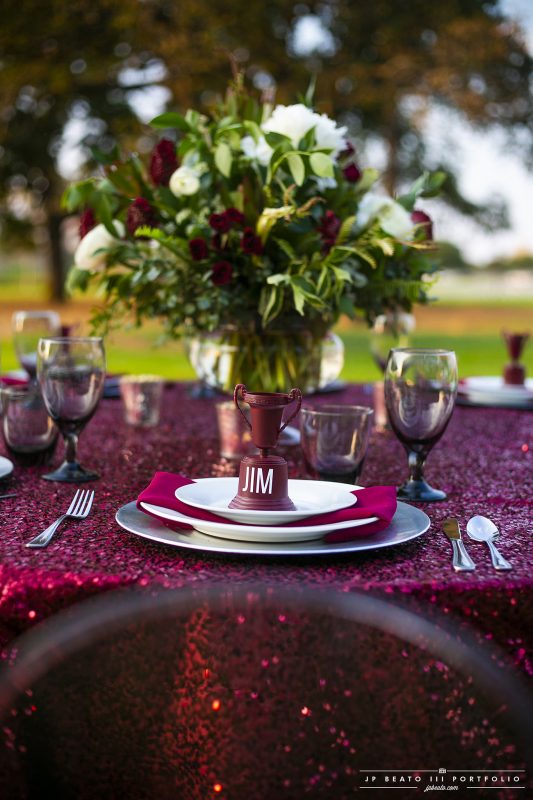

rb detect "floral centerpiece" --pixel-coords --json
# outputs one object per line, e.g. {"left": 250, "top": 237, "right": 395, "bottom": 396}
{"left": 65, "top": 76, "right": 443, "bottom": 392}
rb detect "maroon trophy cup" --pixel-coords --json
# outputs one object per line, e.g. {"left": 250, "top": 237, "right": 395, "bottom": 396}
{"left": 502, "top": 331, "right": 529, "bottom": 385}
{"left": 229, "top": 384, "right": 302, "bottom": 511}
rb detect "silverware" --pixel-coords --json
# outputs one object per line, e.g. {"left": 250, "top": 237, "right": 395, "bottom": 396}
{"left": 0, "top": 494, "right": 17, "bottom": 500}
{"left": 26, "top": 489, "right": 94, "bottom": 549}
{"left": 442, "top": 518, "right": 476, "bottom": 572}
{"left": 466, "top": 515, "right": 512, "bottom": 571}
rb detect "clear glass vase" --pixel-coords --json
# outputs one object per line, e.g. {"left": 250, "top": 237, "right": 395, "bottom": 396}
{"left": 185, "top": 326, "right": 344, "bottom": 394}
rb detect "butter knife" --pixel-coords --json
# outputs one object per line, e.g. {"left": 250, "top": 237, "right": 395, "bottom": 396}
{"left": 442, "top": 518, "right": 476, "bottom": 572}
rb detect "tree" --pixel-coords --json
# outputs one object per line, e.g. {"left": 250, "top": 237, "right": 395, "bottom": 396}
{"left": 1, "top": 0, "right": 532, "bottom": 298}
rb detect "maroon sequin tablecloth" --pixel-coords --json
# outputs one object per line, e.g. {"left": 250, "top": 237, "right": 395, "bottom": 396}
{"left": 0, "top": 382, "right": 532, "bottom": 798}
{"left": 0, "top": 382, "right": 531, "bottom": 669}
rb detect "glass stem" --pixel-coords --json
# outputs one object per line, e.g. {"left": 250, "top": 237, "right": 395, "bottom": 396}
{"left": 407, "top": 450, "right": 426, "bottom": 482}
{"left": 65, "top": 432, "right": 79, "bottom": 464}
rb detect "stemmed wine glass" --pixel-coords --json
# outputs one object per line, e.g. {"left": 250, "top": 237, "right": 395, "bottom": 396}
{"left": 12, "top": 311, "right": 61, "bottom": 383}
{"left": 384, "top": 348, "right": 458, "bottom": 502}
{"left": 37, "top": 337, "right": 106, "bottom": 482}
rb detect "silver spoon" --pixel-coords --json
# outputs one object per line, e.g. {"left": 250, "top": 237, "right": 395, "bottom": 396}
{"left": 466, "top": 516, "right": 512, "bottom": 571}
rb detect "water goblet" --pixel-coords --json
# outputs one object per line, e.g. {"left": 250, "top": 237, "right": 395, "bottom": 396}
{"left": 384, "top": 348, "right": 458, "bottom": 502}
{"left": 300, "top": 405, "right": 374, "bottom": 484}
{"left": 37, "top": 337, "right": 106, "bottom": 482}
{"left": 12, "top": 311, "right": 61, "bottom": 382}
{"left": 0, "top": 385, "right": 59, "bottom": 466}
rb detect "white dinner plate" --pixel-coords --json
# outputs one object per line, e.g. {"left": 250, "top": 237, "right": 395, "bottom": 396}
{"left": 458, "top": 377, "right": 533, "bottom": 409}
{"left": 0, "top": 456, "right": 14, "bottom": 481}
{"left": 117, "top": 501, "right": 430, "bottom": 557}
{"left": 140, "top": 500, "right": 377, "bottom": 543}
{"left": 175, "top": 477, "right": 357, "bottom": 525}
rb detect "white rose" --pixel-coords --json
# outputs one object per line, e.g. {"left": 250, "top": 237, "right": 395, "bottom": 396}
{"left": 241, "top": 134, "right": 273, "bottom": 166}
{"left": 74, "top": 221, "right": 125, "bottom": 273}
{"left": 357, "top": 195, "right": 413, "bottom": 239}
{"left": 262, "top": 104, "right": 347, "bottom": 158}
{"left": 169, "top": 165, "right": 200, "bottom": 197}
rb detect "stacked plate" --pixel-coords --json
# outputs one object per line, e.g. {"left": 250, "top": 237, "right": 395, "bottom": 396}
{"left": 458, "top": 377, "right": 533, "bottom": 409}
{"left": 116, "top": 477, "right": 430, "bottom": 558}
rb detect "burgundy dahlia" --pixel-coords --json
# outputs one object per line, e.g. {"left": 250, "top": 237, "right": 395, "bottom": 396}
{"left": 149, "top": 138, "right": 178, "bottom": 186}
{"left": 411, "top": 209, "right": 433, "bottom": 241}
{"left": 225, "top": 207, "right": 245, "bottom": 227}
{"left": 343, "top": 163, "right": 362, "bottom": 183}
{"left": 126, "top": 197, "right": 158, "bottom": 237}
{"left": 79, "top": 208, "right": 96, "bottom": 239}
{"left": 211, "top": 260, "right": 233, "bottom": 286}
{"left": 241, "top": 227, "right": 263, "bottom": 256}
{"left": 188, "top": 237, "right": 209, "bottom": 261}
{"left": 209, "top": 212, "right": 232, "bottom": 233}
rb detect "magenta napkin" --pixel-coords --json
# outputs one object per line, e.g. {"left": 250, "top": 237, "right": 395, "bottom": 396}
{"left": 137, "top": 472, "right": 397, "bottom": 544}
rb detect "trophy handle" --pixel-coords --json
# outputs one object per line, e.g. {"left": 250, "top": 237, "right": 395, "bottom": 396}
{"left": 279, "top": 388, "right": 302, "bottom": 434}
{"left": 234, "top": 384, "right": 252, "bottom": 430}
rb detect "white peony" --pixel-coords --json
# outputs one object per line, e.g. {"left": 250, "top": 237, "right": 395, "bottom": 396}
{"left": 357, "top": 194, "right": 414, "bottom": 239}
{"left": 74, "top": 221, "right": 125, "bottom": 273}
{"left": 262, "top": 104, "right": 347, "bottom": 158}
{"left": 169, "top": 165, "right": 200, "bottom": 197}
{"left": 241, "top": 135, "right": 273, "bottom": 166}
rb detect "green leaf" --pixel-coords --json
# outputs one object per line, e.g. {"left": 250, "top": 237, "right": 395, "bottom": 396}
{"left": 61, "top": 180, "right": 95, "bottom": 212}
{"left": 93, "top": 193, "right": 119, "bottom": 236}
{"left": 243, "top": 120, "right": 262, "bottom": 142}
{"left": 339, "top": 295, "right": 356, "bottom": 320}
{"left": 267, "top": 273, "right": 290, "bottom": 286}
{"left": 90, "top": 146, "right": 119, "bottom": 166}
{"left": 309, "top": 152, "right": 334, "bottom": 178}
{"left": 264, "top": 131, "right": 292, "bottom": 148}
{"left": 355, "top": 168, "right": 379, "bottom": 194}
{"left": 150, "top": 112, "right": 190, "bottom": 131}
{"left": 66, "top": 267, "right": 91, "bottom": 294}
{"left": 421, "top": 170, "right": 447, "bottom": 197}
{"left": 286, "top": 153, "right": 305, "bottom": 186}
{"left": 215, "top": 142, "right": 232, "bottom": 177}
{"left": 336, "top": 215, "right": 356, "bottom": 245}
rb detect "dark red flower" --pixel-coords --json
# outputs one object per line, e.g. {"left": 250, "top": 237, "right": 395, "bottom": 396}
{"left": 211, "top": 260, "right": 233, "bottom": 286}
{"left": 411, "top": 209, "right": 433, "bottom": 241}
{"left": 225, "top": 207, "right": 246, "bottom": 227}
{"left": 343, "top": 163, "right": 362, "bottom": 183}
{"left": 126, "top": 197, "right": 158, "bottom": 237}
{"left": 188, "top": 237, "right": 209, "bottom": 261}
{"left": 209, "top": 212, "right": 232, "bottom": 233}
{"left": 241, "top": 227, "right": 263, "bottom": 256}
{"left": 79, "top": 208, "right": 96, "bottom": 239}
{"left": 149, "top": 139, "right": 178, "bottom": 186}
{"left": 318, "top": 210, "right": 341, "bottom": 253}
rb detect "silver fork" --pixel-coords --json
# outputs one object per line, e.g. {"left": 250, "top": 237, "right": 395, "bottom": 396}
{"left": 26, "top": 489, "right": 95, "bottom": 549}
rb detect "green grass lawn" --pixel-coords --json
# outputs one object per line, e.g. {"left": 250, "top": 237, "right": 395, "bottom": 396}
{"left": 2, "top": 326, "right": 531, "bottom": 382}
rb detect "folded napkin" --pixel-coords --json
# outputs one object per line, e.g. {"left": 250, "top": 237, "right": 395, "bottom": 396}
{"left": 0, "top": 375, "right": 28, "bottom": 386}
{"left": 137, "top": 472, "right": 397, "bottom": 544}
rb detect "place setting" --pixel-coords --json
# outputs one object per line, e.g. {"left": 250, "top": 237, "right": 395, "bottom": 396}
{"left": 116, "top": 357, "right": 456, "bottom": 557}
{"left": 457, "top": 330, "right": 533, "bottom": 409}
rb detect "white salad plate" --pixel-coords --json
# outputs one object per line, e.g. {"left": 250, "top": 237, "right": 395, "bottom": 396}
{"left": 139, "top": 500, "right": 377, "bottom": 543}
{"left": 0, "top": 456, "right": 14, "bottom": 481}
{"left": 175, "top": 477, "right": 357, "bottom": 525}
{"left": 458, "top": 377, "right": 533, "bottom": 409}
{"left": 117, "top": 501, "right": 430, "bottom": 556}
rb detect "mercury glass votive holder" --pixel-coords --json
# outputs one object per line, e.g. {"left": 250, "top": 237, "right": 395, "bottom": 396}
{"left": 120, "top": 375, "right": 164, "bottom": 428}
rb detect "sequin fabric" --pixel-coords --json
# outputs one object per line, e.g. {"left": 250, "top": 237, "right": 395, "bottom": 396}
{"left": 0, "top": 382, "right": 531, "bottom": 667}
{"left": 0, "top": 383, "right": 531, "bottom": 797}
